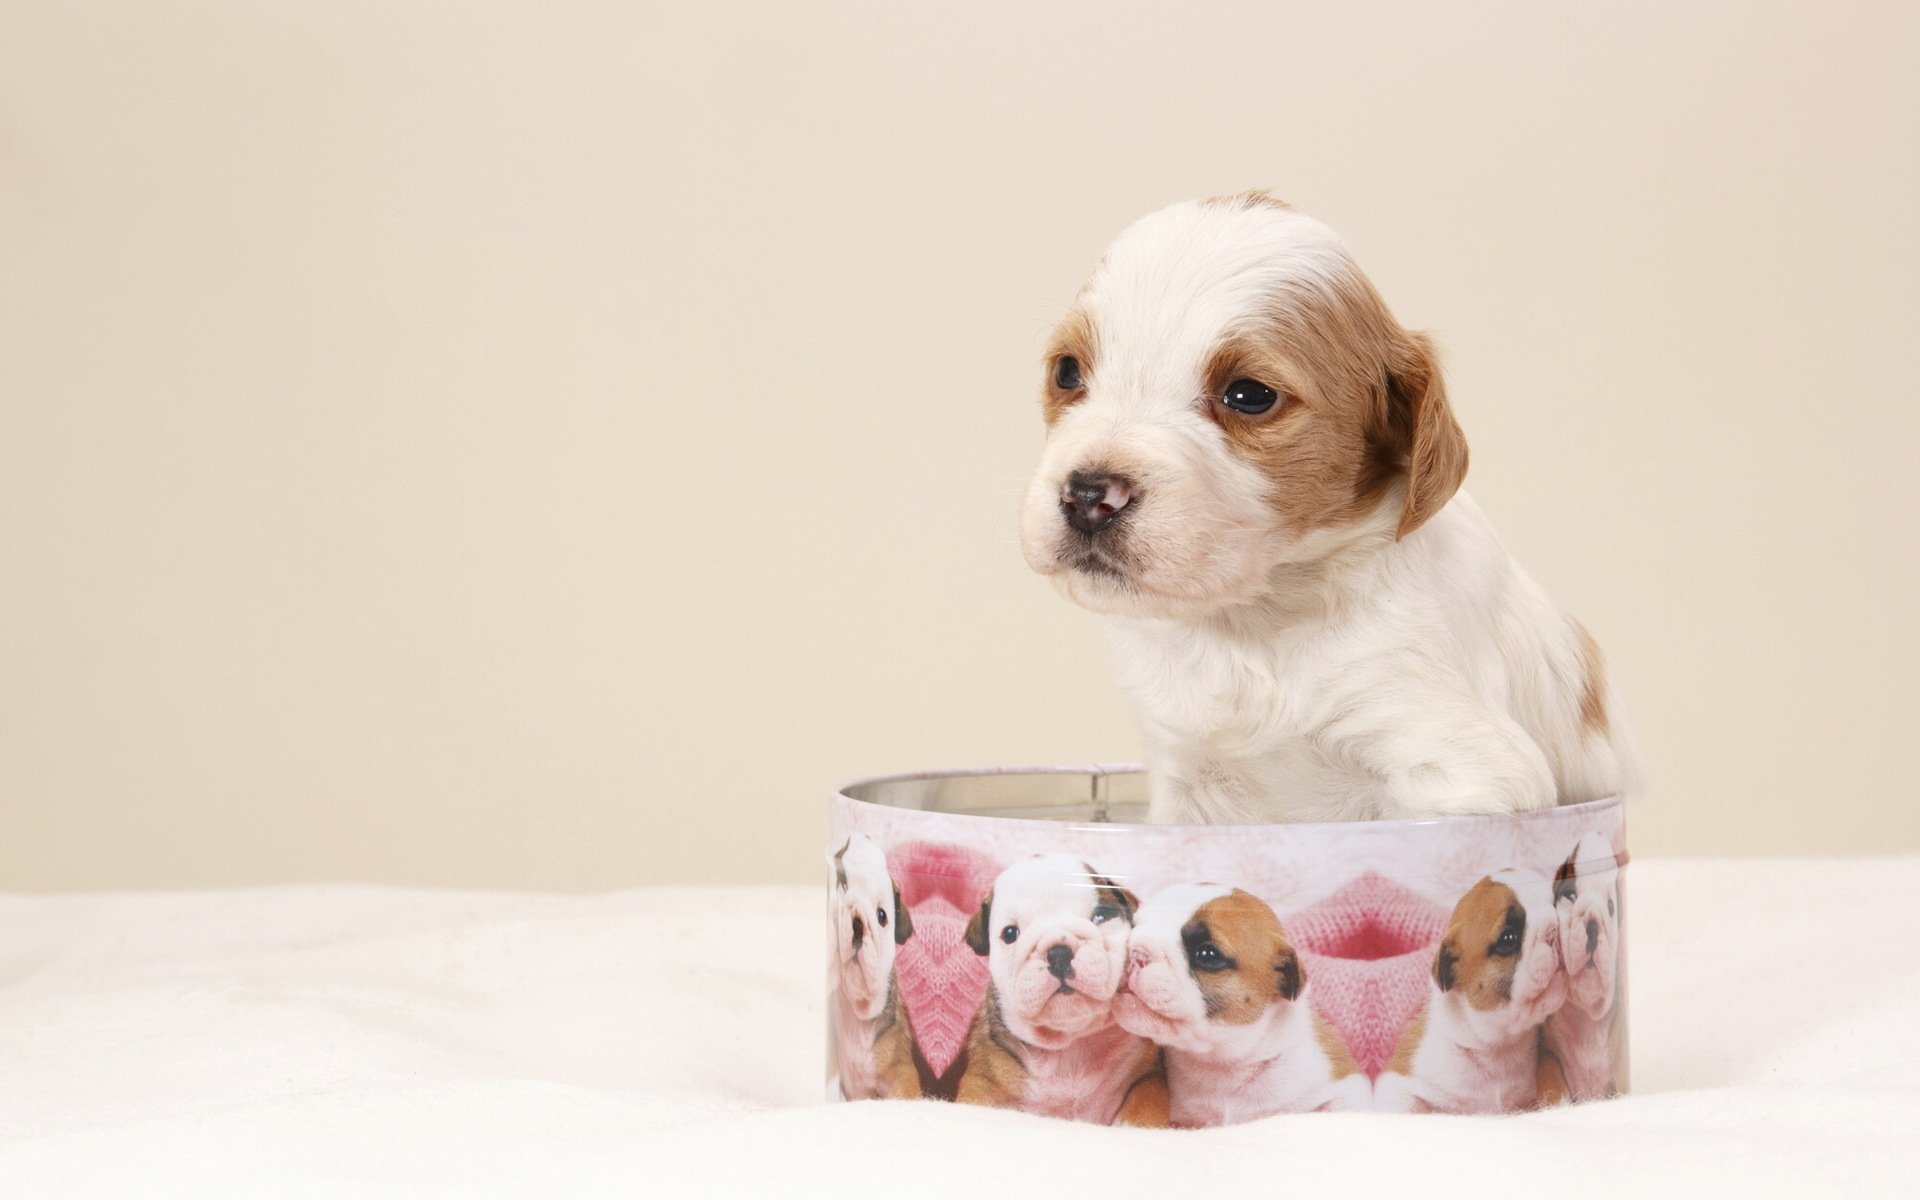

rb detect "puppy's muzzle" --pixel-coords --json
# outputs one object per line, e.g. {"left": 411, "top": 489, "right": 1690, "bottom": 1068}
{"left": 1045, "top": 943, "right": 1076, "bottom": 981}
{"left": 1061, "top": 471, "right": 1134, "bottom": 536}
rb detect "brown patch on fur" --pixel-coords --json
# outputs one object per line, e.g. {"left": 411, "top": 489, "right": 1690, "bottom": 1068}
{"left": 1553, "top": 849, "right": 1579, "bottom": 906}
{"left": 1534, "top": 1033, "right": 1569, "bottom": 1108}
{"left": 1113, "top": 1048, "right": 1171, "bottom": 1127}
{"left": 962, "top": 889, "right": 994, "bottom": 956}
{"left": 1436, "top": 877, "right": 1524, "bottom": 1013}
{"left": 955, "top": 988, "right": 1167, "bottom": 1124}
{"left": 890, "top": 882, "right": 913, "bottom": 944}
{"left": 1088, "top": 872, "right": 1139, "bottom": 923}
{"left": 1390, "top": 332, "right": 1468, "bottom": 538}
{"left": 1040, "top": 306, "right": 1098, "bottom": 425}
{"left": 954, "top": 989, "right": 1029, "bottom": 1108}
{"left": 871, "top": 978, "right": 926, "bottom": 1099}
{"left": 1197, "top": 255, "right": 1466, "bottom": 543}
{"left": 1314, "top": 1014, "right": 1362, "bottom": 1079}
{"left": 1574, "top": 620, "right": 1611, "bottom": 736}
{"left": 1184, "top": 889, "right": 1305, "bottom": 1025}
{"left": 1385, "top": 1003, "right": 1427, "bottom": 1075}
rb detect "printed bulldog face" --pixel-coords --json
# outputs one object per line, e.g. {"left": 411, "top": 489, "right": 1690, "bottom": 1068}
{"left": 831, "top": 834, "right": 912, "bottom": 1021}
{"left": 964, "top": 854, "right": 1138, "bottom": 1049}
{"left": 1552, "top": 834, "right": 1621, "bottom": 1019}
{"left": 1114, "top": 884, "right": 1305, "bottom": 1058}
{"left": 1434, "top": 868, "right": 1567, "bottom": 1037}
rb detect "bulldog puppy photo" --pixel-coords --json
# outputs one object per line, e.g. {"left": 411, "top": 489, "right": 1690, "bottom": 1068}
{"left": 1543, "top": 834, "right": 1627, "bottom": 1100}
{"left": 1115, "top": 884, "right": 1371, "bottom": 1123}
{"left": 954, "top": 854, "right": 1167, "bottom": 1125}
{"left": 827, "top": 834, "right": 923, "bottom": 1100}
{"left": 1019, "top": 191, "right": 1644, "bottom": 825}
{"left": 1374, "top": 868, "right": 1568, "bottom": 1113}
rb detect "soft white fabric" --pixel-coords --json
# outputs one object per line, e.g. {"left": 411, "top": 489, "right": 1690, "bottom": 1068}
{"left": 3, "top": 859, "right": 1916, "bottom": 1198}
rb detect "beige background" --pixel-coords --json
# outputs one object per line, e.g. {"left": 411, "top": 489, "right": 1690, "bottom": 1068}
{"left": 2, "top": 3, "right": 1915, "bottom": 891}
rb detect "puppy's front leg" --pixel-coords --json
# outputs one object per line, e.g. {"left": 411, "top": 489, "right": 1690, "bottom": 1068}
{"left": 1368, "top": 1072, "right": 1427, "bottom": 1113}
{"left": 1146, "top": 764, "right": 1209, "bottom": 825}
{"left": 1113, "top": 1066, "right": 1171, "bottom": 1128}
{"left": 1144, "top": 747, "right": 1266, "bottom": 825}
{"left": 1329, "top": 695, "right": 1556, "bottom": 818}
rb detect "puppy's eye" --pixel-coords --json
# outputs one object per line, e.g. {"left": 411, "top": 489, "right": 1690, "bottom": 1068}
{"left": 1190, "top": 944, "right": 1229, "bottom": 972}
{"left": 1053, "top": 356, "right": 1082, "bottom": 390}
{"left": 875, "top": 907, "right": 887, "bottom": 928}
{"left": 1222, "top": 378, "right": 1279, "bottom": 414}
{"left": 1607, "top": 897, "right": 1615, "bottom": 917}
{"left": 1492, "top": 927, "right": 1521, "bottom": 956}
{"left": 1000, "top": 924, "right": 1020, "bottom": 945}
{"left": 1090, "top": 903, "right": 1123, "bottom": 925}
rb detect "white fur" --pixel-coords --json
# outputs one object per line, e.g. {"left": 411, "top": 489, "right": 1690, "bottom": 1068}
{"left": 1020, "top": 197, "right": 1644, "bottom": 823}
{"left": 1114, "top": 883, "right": 1369, "bottom": 1122}
{"left": 1544, "top": 833, "right": 1625, "bottom": 1099}
{"left": 828, "top": 833, "right": 901, "bottom": 1100}
{"left": 963, "top": 854, "right": 1157, "bottom": 1122}
{"left": 1374, "top": 867, "right": 1568, "bottom": 1113}
{"left": 975, "top": 853, "right": 1133, "bottom": 1049}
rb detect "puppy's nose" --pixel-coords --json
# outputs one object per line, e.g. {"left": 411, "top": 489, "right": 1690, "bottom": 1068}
{"left": 1045, "top": 944, "right": 1076, "bottom": 980}
{"left": 850, "top": 914, "right": 865, "bottom": 952}
{"left": 1061, "top": 472, "right": 1134, "bottom": 535}
{"left": 1585, "top": 918, "right": 1600, "bottom": 955}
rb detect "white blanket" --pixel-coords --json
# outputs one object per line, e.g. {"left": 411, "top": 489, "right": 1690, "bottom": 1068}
{"left": 3, "top": 859, "right": 1917, "bottom": 1198}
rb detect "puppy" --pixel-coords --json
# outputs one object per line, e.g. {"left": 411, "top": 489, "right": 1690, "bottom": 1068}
{"left": 1374, "top": 868, "right": 1568, "bottom": 1113}
{"left": 955, "top": 854, "right": 1167, "bottom": 1125}
{"left": 827, "top": 834, "right": 923, "bottom": 1100}
{"left": 1542, "top": 834, "right": 1626, "bottom": 1100}
{"left": 1115, "top": 884, "right": 1370, "bottom": 1123}
{"left": 1019, "top": 192, "right": 1644, "bottom": 823}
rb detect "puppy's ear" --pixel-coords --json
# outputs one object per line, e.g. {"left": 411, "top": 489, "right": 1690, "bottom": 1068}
{"left": 832, "top": 839, "right": 849, "bottom": 889}
{"left": 1274, "top": 943, "right": 1304, "bottom": 1002}
{"left": 1434, "top": 939, "right": 1459, "bottom": 992}
{"left": 1089, "top": 873, "right": 1139, "bottom": 923}
{"left": 892, "top": 882, "right": 913, "bottom": 945}
{"left": 1553, "top": 849, "right": 1579, "bottom": 905}
{"left": 963, "top": 890, "right": 994, "bottom": 956}
{"left": 1388, "top": 332, "right": 1467, "bottom": 540}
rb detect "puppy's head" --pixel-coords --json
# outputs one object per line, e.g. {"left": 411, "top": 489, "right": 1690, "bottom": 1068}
{"left": 1113, "top": 884, "right": 1304, "bottom": 1058}
{"left": 1552, "top": 834, "right": 1622, "bottom": 1018}
{"left": 963, "top": 854, "right": 1137, "bottom": 1049}
{"left": 1433, "top": 868, "right": 1566, "bottom": 1039}
{"left": 831, "top": 834, "right": 912, "bottom": 1021}
{"left": 1020, "top": 192, "right": 1467, "bottom": 619}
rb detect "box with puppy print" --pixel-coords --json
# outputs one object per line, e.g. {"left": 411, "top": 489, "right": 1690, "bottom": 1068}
{"left": 828, "top": 767, "right": 1625, "bottom": 1124}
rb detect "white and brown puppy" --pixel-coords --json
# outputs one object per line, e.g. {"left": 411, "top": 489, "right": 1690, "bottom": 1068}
{"left": 955, "top": 854, "right": 1167, "bottom": 1125}
{"left": 1374, "top": 867, "right": 1568, "bottom": 1113}
{"left": 1114, "top": 884, "right": 1370, "bottom": 1123}
{"left": 1020, "top": 192, "right": 1643, "bottom": 823}
{"left": 827, "top": 834, "right": 922, "bottom": 1100}
{"left": 1542, "top": 834, "right": 1626, "bottom": 1100}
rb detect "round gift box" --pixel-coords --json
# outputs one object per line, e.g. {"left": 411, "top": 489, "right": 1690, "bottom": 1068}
{"left": 827, "top": 766, "right": 1626, "bottom": 1125}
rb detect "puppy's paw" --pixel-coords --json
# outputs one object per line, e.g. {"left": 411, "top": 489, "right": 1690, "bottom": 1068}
{"left": 1368, "top": 1072, "right": 1423, "bottom": 1113}
{"left": 1321, "top": 1073, "right": 1376, "bottom": 1112}
{"left": 1379, "top": 736, "right": 1556, "bottom": 818}
{"left": 1380, "top": 774, "right": 1553, "bottom": 819}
